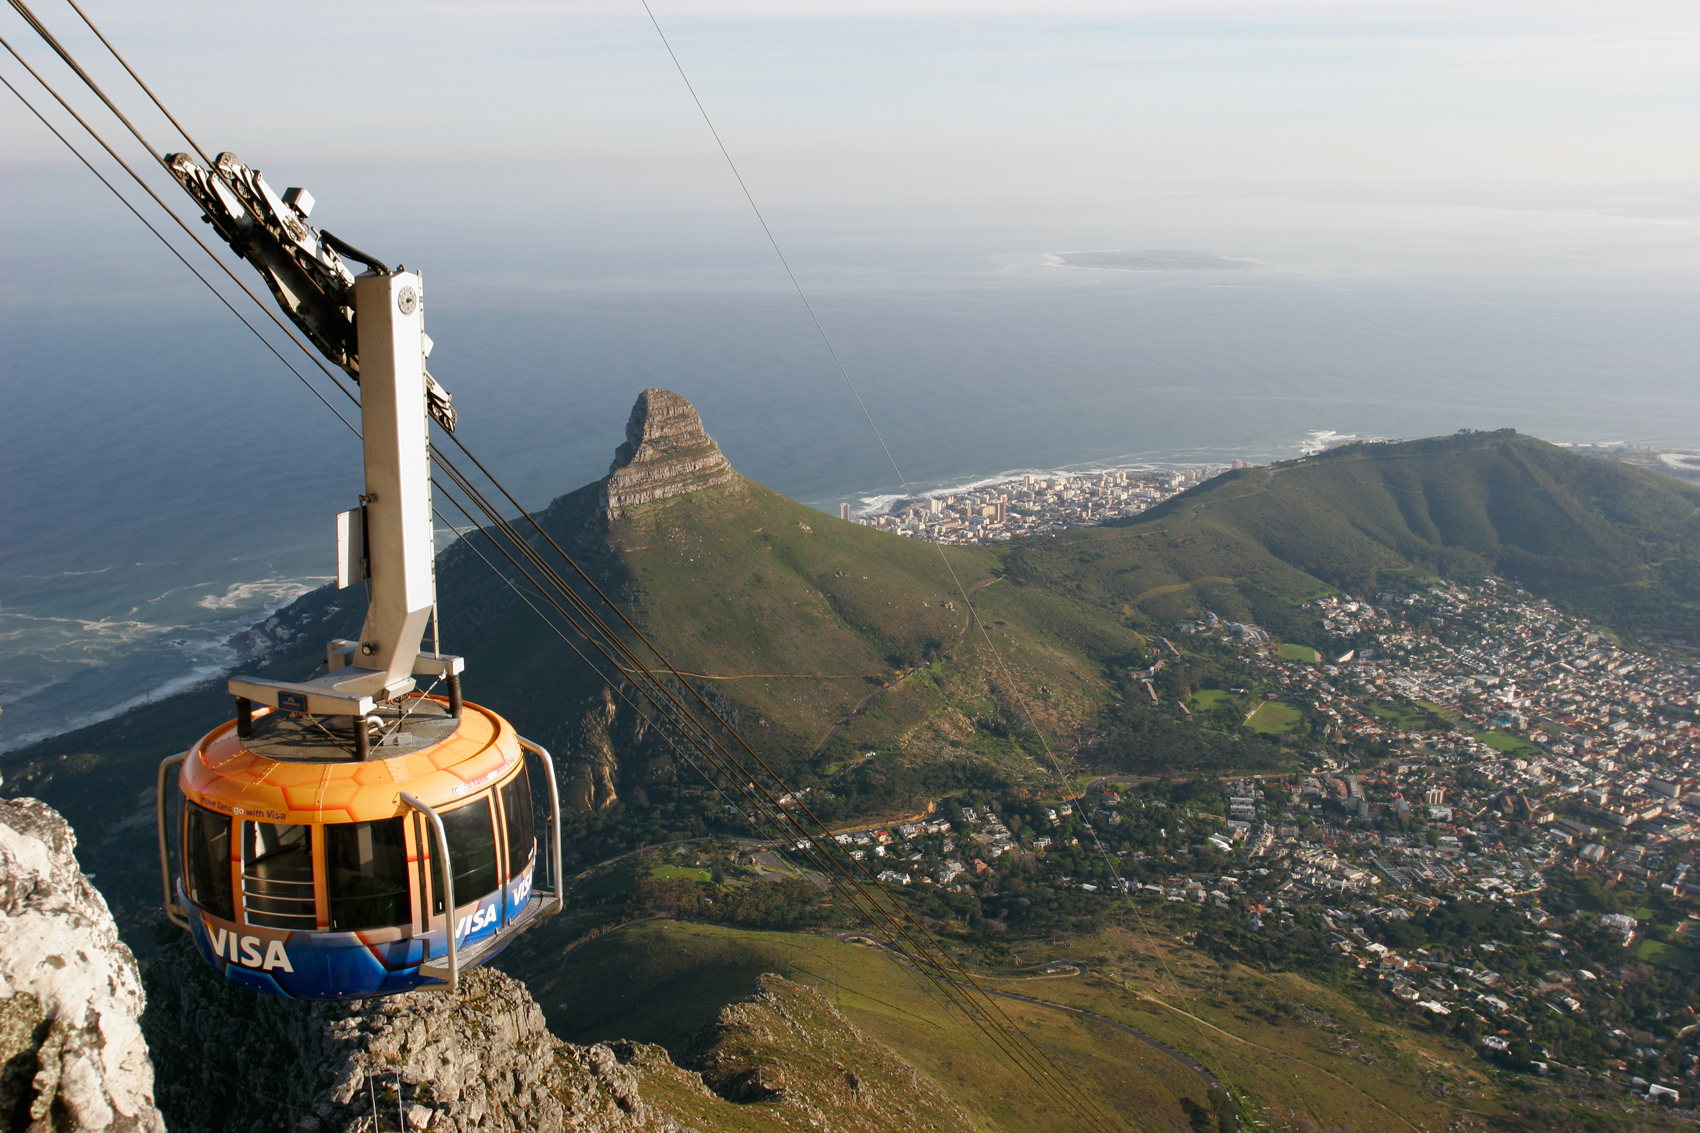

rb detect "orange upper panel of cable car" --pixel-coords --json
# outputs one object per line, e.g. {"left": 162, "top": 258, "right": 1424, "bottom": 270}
{"left": 180, "top": 696, "right": 522, "bottom": 826}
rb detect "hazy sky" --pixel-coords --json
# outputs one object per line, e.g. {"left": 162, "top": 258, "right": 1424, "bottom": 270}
{"left": 3, "top": 0, "right": 1696, "bottom": 223}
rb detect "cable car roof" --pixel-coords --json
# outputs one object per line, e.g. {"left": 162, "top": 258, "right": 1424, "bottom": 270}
{"left": 181, "top": 700, "right": 522, "bottom": 826}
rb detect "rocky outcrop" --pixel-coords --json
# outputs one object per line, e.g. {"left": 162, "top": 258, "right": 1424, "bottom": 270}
{"left": 564, "top": 686, "right": 623, "bottom": 811}
{"left": 140, "top": 929, "right": 974, "bottom": 1133}
{"left": 603, "top": 389, "right": 739, "bottom": 518}
{"left": 143, "top": 938, "right": 684, "bottom": 1133}
{"left": 682, "top": 974, "right": 975, "bottom": 1133}
{"left": 0, "top": 796, "right": 164, "bottom": 1132}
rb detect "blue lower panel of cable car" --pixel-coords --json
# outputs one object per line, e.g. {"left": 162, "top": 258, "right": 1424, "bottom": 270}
{"left": 180, "top": 878, "right": 525, "bottom": 999}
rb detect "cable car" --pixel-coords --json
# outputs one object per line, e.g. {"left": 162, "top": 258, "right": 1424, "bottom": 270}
{"left": 154, "top": 155, "right": 562, "bottom": 998}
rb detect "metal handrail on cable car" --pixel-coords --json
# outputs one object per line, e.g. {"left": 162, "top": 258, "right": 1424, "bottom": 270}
{"left": 517, "top": 736, "right": 565, "bottom": 916}
{"left": 399, "top": 792, "right": 460, "bottom": 995}
{"left": 156, "top": 751, "right": 191, "bottom": 931}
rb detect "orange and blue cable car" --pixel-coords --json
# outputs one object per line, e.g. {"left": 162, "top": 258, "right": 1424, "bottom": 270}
{"left": 154, "top": 155, "right": 562, "bottom": 998}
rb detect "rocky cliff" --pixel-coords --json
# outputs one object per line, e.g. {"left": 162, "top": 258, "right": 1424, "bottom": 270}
{"left": 142, "top": 940, "right": 686, "bottom": 1133}
{"left": 141, "top": 934, "right": 974, "bottom": 1133}
{"left": 602, "top": 389, "right": 739, "bottom": 518}
{"left": 0, "top": 796, "right": 164, "bottom": 1132}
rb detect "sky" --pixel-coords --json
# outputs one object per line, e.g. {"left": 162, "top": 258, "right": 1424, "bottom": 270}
{"left": 2, "top": 1, "right": 1697, "bottom": 231}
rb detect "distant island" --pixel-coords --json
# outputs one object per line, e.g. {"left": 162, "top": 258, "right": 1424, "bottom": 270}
{"left": 1051, "top": 248, "right": 1259, "bottom": 271}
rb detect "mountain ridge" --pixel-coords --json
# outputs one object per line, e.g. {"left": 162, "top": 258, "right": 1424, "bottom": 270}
{"left": 8, "top": 404, "right": 1700, "bottom": 955}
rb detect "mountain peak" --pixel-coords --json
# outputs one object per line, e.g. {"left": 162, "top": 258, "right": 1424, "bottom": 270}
{"left": 604, "top": 388, "right": 738, "bottom": 517}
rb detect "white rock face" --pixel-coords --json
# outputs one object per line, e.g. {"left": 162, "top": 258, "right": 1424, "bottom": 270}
{"left": 0, "top": 797, "right": 165, "bottom": 1132}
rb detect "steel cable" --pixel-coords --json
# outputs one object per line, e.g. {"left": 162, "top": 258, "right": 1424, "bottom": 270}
{"left": 425, "top": 448, "right": 1111, "bottom": 1126}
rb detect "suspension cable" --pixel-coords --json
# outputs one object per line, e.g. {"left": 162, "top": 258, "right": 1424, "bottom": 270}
{"left": 0, "top": 68, "right": 359, "bottom": 438}
{"left": 425, "top": 445, "right": 1117, "bottom": 1128}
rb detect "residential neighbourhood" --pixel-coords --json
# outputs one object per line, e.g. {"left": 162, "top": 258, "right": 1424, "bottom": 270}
{"left": 851, "top": 463, "right": 1249, "bottom": 544}
{"left": 794, "top": 576, "right": 1700, "bottom": 1106}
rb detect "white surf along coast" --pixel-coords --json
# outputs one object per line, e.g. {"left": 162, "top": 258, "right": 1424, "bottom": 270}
{"left": 0, "top": 575, "right": 329, "bottom": 754}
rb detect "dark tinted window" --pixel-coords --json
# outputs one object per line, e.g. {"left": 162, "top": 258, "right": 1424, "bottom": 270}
{"left": 416, "top": 813, "right": 445, "bottom": 917}
{"left": 325, "top": 818, "right": 409, "bottom": 931}
{"left": 440, "top": 797, "right": 499, "bottom": 904}
{"left": 184, "top": 802, "right": 234, "bottom": 920}
{"left": 242, "top": 822, "right": 316, "bottom": 930}
{"left": 500, "top": 766, "right": 535, "bottom": 876}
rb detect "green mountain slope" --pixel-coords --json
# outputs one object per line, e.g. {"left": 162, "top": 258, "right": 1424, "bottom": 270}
{"left": 434, "top": 390, "right": 1150, "bottom": 807}
{"left": 1007, "top": 429, "right": 1700, "bottom": 651}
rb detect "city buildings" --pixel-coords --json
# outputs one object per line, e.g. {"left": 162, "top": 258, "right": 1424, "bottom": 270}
{"left": 847, "top": 466, "right": 1228, "bottom": 545}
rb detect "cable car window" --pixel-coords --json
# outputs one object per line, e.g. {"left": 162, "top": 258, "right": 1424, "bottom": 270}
{"left": 440, "top": 798, "right": 499, "bottom": 904}
{"left": 416, "top": 814, "right": 446, "bottom": 918}
{"left": 325, "top": 818, "right": 409, "bottom": 931}
{"left": 500, "top": 766, "right": 535, "bottom": 875}
{"left": 242, "top": 822, "right": 316, "bottom": 929}
{"left": 184, "top": 802, "right": 234, "bottom": 920}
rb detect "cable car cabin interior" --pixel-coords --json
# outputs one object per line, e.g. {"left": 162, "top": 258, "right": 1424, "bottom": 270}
{"left": 159, "top": 694, "right": 562, "bottom": 999}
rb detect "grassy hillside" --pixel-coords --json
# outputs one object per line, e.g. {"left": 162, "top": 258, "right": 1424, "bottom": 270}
{"left": 502, "top": 917, "right": 1681, "bottom": 1133}
{"left": 515, "top": 919, "right": 1220, "bottom": 1133}
{"left": 433, "top": 469, "right": 1160, "bottom": 808}
{"left": 1007, "top": 430, "right": 1700, "bottom": 652}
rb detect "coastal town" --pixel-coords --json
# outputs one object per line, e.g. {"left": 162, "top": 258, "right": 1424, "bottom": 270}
{"left": 789, "top": 577, "right": 1700, "bottom": 1105}
{"left": 847, "top": 462, "right": 1251, "bottom": 543}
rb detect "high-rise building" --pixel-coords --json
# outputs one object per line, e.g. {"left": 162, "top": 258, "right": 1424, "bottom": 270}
{"left": 839, "top": 502, "right": 850, "bottom": 521}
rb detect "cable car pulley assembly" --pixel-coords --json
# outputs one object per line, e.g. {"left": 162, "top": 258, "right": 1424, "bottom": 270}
{"left": 155, "top": 154, "right": 561, "bottom": 999}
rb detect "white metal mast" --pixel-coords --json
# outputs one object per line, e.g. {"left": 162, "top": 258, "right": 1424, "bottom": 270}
{"left": 165, "top": 153, "right": 462, "bottom": 756}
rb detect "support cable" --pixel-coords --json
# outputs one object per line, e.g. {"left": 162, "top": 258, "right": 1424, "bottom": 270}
{"left": 0, "top": 66, "right": 359, "bottom": 439}
{"left": 636, "top": 2, "right": 1242, "bottom": 1117}
{"left": 0, "top": 26, "right": 363, "bottom": 413}
{"left": 61, "top": 0, "right": 218, "bottom": 169}
{"left": 429, "top": 487, "right": 1054, "bottom": 1092}
{"left": 425, "top": 446, "right": 1114, "bottom": 1129}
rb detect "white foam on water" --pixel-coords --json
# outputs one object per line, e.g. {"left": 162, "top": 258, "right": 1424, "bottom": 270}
{"left": 196, "top": 577, "right": 327, "bottom": 611}
{"left": 0, "top": 574, "right": 334, "bottom": 753}
{"left": 1299, "top": 430, "right": 1354, "bottom": 455}
{"left": 0, "top": 657, "right": 239, "bottom": 754}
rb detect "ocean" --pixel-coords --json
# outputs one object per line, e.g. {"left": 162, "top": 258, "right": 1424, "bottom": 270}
{"left": 3, "top": 171, "right": 1697, "bottom": 751}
